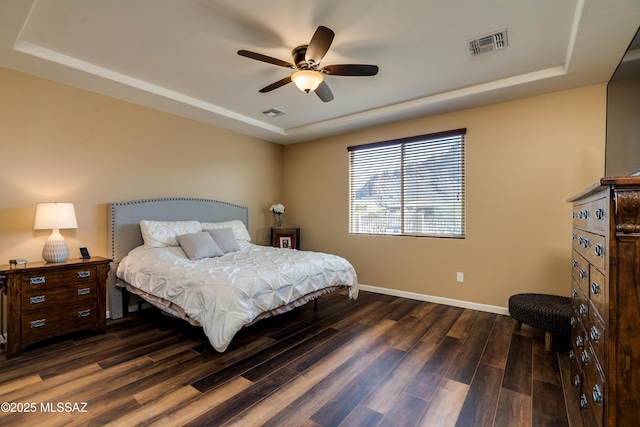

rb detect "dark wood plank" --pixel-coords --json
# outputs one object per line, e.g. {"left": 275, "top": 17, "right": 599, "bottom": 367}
{"left": 532, "top": 379, "right": 569, "bottom": 427}
{"left": 502, "top": 333, "right": 533, "bottom": 395}
{"left": 446, "top": 329, "right": 491, "bottom": 385}
{"left": 455, "top": 363, "right": 504, "bottom": 427}
{"left": 406, "top": 335, "right": 463, "bottom": 400}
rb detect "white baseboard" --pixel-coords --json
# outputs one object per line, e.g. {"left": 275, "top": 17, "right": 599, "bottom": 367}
{"left": 358, "top": 284, "right": 509, "bottom": 316}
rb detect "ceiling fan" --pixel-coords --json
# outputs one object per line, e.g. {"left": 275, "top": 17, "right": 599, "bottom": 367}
{"left": 238, "top": 26, "right": 379, "bottom": 102}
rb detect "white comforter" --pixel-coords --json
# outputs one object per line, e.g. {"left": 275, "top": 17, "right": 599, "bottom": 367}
{"left": 116, "top": 241, "right": 358, "bottom": 351}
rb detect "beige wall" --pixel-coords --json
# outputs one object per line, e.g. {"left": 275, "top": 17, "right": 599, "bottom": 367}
{"left": 283, "top": 85, "right": 606, "bottom": 308}
{"left": 0, "top": 67, "right": 284, "bottom": 264}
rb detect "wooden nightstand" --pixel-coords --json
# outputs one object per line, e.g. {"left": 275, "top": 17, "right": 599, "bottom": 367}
{"left": 0, "top": 257, "right": 111, "bottom": 359}
{"left": 271, "top": 227, "right": 300, "bottom": 250}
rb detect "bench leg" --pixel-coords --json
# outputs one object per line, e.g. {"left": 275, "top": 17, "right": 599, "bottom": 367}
{"left": 544, "top": 331, "right": 553, "bottom": 352}
{"left": 514, "top": 320, "right": 522, "bottom": 330}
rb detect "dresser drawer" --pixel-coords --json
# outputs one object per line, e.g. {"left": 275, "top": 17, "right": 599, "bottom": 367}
{"left": 589, "top": 266, "right": 606, "bottom": 319}
{"left": 588, "top": 305, "right": 605, "bottom": 366}
{"left": 20, "top": 266, "right": 97, "bottom": 291}
{"left": 572, "top": 196, "right": 608, "bottom": 233}
{"left": 573, "top": 229, "right": 606, "bottom": 271}
{"left": 571, "top": 250, "right": 590, "bottom": 296}
{"left": 581, "top": 346, "right": 604, "bottom": 427}
{"left": 21, "top": 302, "right": 98, "bottom": 339}
{"left": 21, "top": 282, "right": 97, "bottom": 313}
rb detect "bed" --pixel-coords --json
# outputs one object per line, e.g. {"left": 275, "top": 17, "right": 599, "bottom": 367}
{"left": 108, "top": 198, "right": 358, "bottom": 352}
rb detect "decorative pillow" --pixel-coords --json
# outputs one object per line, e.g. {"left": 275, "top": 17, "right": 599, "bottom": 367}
{"left": 140, "top": 220, "right": 202, "bottom": 249}
{"left": 201, "top": 220, "right": 251, "bottom": 242}
{"left": 207, "top": 228, "right": 240, "bottom": 253}
{"left": 176, "top": 232, "right": 224, "bottom": 260}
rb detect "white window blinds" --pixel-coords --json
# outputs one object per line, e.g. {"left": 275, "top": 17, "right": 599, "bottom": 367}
{"left": 348, "top": 128, "right": 466, "bottom": 238}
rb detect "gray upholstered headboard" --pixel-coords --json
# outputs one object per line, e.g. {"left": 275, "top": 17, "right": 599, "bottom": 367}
{"left": 107, "top": 197, "right": 249, "bottom": 318}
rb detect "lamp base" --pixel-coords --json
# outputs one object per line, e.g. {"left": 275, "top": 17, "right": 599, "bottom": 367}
{"left": 42, "top": 229, "right": 69, "bottom": 263}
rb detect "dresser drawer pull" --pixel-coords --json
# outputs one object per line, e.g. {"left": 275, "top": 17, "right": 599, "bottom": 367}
{"left": 581, "top": 350, "right": 590, "bottom": 364}
{"left": 570, "top": 317, "right": 576, "bottom": 327}
{"left": 572, "top": 374, "right": 581, "bottom": 388}
{"left": 576, "top": 336, "right": 584, "bottom": 347}
{"left": 572, "top": 232, "right": 577, "bottom": 241}
{"left": 580, "top": 394, "right": 588, "bottom": 410}
{"left": 595, "top": 207, "right": 605, "bottom": 220}
{"left": 569, "top": 349, "right": 575, "bottom": 361}
{"left": 579, "top": 269, "right": 587, "bottom": 279}
{"left": 594, "top": 244, "right": 604, "bottom": 258}
{"left": 572, "top": 259, "right": 578, "bottom": 269}
{"left": 579, "top": 236, "right": 591, "bottom": 249}
{"left": 77, "top": 287, "right": 91, "bottom": 296}
{"left": 77, "top": 309, "right": 91, "bottom": 318}
{"left": 592, "top": 384, "right": 603, "bottom": 404}
{"left": 590, "top": 326, "right": 600, "bottom": 342}
{"left": 572, "top": 289, "right": 578, "bottom": 299}
{"left": 30, "top": 319, "right": 46, "bottom": 329}
{"left": 29, "top": 295, "right": 46, "bottom": 304}
{"left": 77, "top": 271, "right": 91, "bottom": 279}
{"left": 579, "top": 304, "right": 587, "bottom": 316}
{"left": 591, "top": 281, "right": 601, "bottom": 296}
{"left": 29, "top": 276, "right": 46, "bottom": 285}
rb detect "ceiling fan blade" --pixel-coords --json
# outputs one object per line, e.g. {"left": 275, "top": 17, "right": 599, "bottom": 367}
{"left": 238, "top": 50, "right": 294, "bottom": 69}
{"left": 314, "top": 81, "right": 334, "bottom": 102}
{"left": 305, "top": 26, "right": 334, "bottom": 65}
{"left": 322, "top": 64, "right": 379, "bottom": 76}
{"left": 259, "top": 76, "right": 292, "bottom": 93}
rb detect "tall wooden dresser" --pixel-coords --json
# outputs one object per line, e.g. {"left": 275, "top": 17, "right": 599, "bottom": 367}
{"left": 567, "top": 177, "right": 640, "bottom": 426}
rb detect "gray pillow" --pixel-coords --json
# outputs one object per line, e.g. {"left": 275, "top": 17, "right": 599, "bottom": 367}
{"left": 176, "top": 232, "right": 224, "bottom": 260}
{"left": 207, "top": 228, "right": 240, "bottom": 253}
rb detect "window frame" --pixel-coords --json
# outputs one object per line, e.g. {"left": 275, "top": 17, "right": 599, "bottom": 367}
{"left": 348, "top": 128, "right": 466, "bottom": 238}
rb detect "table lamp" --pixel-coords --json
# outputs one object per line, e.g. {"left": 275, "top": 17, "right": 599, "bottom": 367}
{"left": 34, "top": 202, "right": 78, "bottom": 262}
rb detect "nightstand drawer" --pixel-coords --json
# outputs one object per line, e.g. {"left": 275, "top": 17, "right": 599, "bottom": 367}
{"left": 21, "top": 302, "right": 98, "bottom": 339}
{"left": 20, "top": 266, "right": 97, "bottom": 291}
{"left": 21, "top": 282, "right": 97, "bottom": 312}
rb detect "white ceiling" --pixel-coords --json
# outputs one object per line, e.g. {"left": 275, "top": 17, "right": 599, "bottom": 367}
{"left": 1, "top": 0, "right": 639, "bottom": 144}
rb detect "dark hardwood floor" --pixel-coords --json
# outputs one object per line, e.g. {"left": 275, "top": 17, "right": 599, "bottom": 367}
{"left": 0, "top": 290, "right": 579, "bottom": 426}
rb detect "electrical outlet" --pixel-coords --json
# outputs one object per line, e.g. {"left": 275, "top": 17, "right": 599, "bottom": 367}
{"left": 456, "top": 272, "right": 464, "bottom": 282}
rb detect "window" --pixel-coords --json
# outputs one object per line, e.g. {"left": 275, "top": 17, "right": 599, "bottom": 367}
{"left": 348, "top": 128, "right": 466, "bottom": 238}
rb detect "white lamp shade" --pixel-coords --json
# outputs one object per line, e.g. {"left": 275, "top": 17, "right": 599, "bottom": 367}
{"left": 291, "top": 70, "right": 324, "bottom": 93}
{"left": 34, "top": 203, "right": 78, "bottom": 230}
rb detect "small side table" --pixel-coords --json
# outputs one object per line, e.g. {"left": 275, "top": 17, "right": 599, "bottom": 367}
{"left": 271, "top": 227, "right": 300, "bottom": 250}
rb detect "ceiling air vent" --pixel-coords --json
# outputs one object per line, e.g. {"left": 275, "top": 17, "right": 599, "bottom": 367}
{"left": 466, "top": 29, "right": 508, "bottom": 56}
{"left": 262, "top": 107, "right": 287, "bottom": 117}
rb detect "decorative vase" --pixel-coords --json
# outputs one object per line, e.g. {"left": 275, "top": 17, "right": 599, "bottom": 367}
{"left": 275, "top": 213, "right": 283, "bottom": 228}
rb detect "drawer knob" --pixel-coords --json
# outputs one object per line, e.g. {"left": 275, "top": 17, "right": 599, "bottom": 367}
{"left": 77, "top": 287, "right": 91, "bottom": 296}
{"left": 572, "top": 289, "right": 578, "bottom": 299}
{"left": 581, "top": 350, "right": 590, "bottom": 364}
{"left": 579, "top": 304, "right": 587, "bottom": 316}
{"left": 30, "top": 319, "right": 46, "bottom": 329}
{"left": 569, "top": 349, "right": 576, "bottom": 361}
{"left": 77, "top": 309, "right": 91, "bottom": 318}
{"left": 572, "top": 259, "right": 578, "bottom": 269}
{"left": 591, "top": 281, "right": 601, "bottom": 296}
{"left": 29, "top": 276, "right": 46, "bottom": 285}
{"left": 576, "top": 335, "right": 584, "bottom": 347}
{"left": 595, "top": 207, "right": 605, "bottom": 220}
{"left": 29, "top": 295, "right": 46, "bottom": 304}
{"left": 594, "top": 244, "right": 604, "bottom": 258}
{"left": 570, "top": 317, "right": 576, "bottom": 327}
{"left": 590, "top": 326, "right": 600, "bottom": 342}
{"left": 580, "top": 394, "right": 588, "bottom": 410}
{"left": 572, "top": 374, "right": 581, "bottom": 388}
{"left": 592, "top": 384, "right": 603, "bottom": 404}
{"left": 580, "top": 269, "right": 587, "bottom": 279}
{"left": 77, "top": 271, "right": 91, "bottom": 279}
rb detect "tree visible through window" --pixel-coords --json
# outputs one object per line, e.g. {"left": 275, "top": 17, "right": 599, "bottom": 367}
{"left": 348, "top": 128, "right": 466, "bottom": 238}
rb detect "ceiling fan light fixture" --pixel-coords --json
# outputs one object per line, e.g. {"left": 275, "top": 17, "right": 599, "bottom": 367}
{"left": 291, "top": 70, "right": 324, "bottom": 93}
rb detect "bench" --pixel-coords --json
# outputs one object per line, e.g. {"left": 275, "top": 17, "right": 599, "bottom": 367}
{"left": 508, "top": 293, "right": 572, "bottom": 351}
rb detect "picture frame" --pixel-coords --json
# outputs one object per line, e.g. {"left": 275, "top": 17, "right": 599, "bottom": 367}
{"left": 271, "top": 227, "right": 300, "bottom": 250}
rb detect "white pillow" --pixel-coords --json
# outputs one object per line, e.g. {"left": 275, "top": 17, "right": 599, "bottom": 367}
{"left": 140, "top": 220, "right": 202, "bottom": 248}
{"left": 200, "top": 220, "right": 251, "bottom": 242}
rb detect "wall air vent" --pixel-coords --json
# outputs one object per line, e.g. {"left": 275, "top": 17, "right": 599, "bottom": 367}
{"left": 262, "top": 107, "right": 287, "bottom": 117}
{"left": 466, "top": 29, "right": 508, "bottom": 56}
